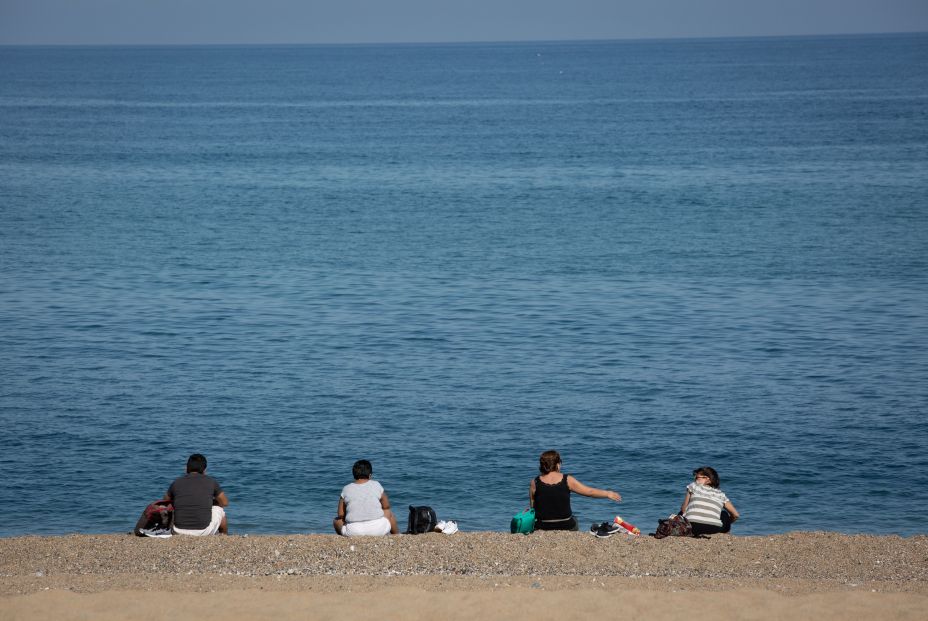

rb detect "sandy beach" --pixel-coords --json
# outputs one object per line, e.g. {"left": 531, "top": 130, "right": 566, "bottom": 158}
{"left": 2, "top": 531, "right": 926, "bottom": 619}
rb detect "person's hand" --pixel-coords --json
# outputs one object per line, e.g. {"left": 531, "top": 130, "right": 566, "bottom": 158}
{"left": 606, "top": 490, "right": 622, "bottom": 502}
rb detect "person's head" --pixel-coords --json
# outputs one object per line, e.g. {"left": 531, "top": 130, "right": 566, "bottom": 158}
{"left": 352, "top": 459, "right": 373, "bottom": 480}
{"left": 186, "top": 453, "right": 207, "bottom": 474}
{"left": 539, "top": 450, "right": 562, "bottom": 474}
{"left": 692, "top": 466, "right": 720, "bottom": 488}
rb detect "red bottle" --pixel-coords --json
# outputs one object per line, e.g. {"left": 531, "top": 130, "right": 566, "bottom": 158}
{"left": 613, "top": 515, "right": 640, "bottom": 535}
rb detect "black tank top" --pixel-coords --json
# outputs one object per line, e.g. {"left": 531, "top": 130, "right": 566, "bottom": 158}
{"left": 533, "top": 474, "right": 572, "bottom": 522}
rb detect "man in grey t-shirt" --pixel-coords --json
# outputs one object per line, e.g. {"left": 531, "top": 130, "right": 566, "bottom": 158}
{"left": 333, "top": 459, "right": 399, "bottom": 536}
{"left": 165, "top": 453, "right": 229, "bottom": 535}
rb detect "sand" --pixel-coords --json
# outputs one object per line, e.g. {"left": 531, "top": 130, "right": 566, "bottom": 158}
{"left": 2, "top": 531, "right": 926, "bottom": 619}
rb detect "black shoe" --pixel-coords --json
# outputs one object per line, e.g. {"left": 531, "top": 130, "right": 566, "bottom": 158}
{"left": 595, "top": 523, "right": 622, "bottom": 538}
{"left": 590, "top": 522, "right": 604, "bottom": 533}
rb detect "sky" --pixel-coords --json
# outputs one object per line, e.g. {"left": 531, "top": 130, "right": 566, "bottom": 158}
{"left": 1, "top": 0, "right": 927, "bottom": 45}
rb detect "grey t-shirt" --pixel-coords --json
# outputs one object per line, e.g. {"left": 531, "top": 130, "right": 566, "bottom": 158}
{"left": 340, "top": 480, "right": 385, "bottom": 523}
{"left": 167, "top": 473, "right": 222, "bottom": 529}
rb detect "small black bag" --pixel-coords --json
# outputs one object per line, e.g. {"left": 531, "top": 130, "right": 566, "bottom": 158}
{"left": 406, "top": 505, "right": 438, "bottom": 534}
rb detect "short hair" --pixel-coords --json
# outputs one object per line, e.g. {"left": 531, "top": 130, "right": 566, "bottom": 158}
{"left": 186, "top": 453, "right": 207, "bottom": 474}
{"left": 693, "top": 466, "right": 720, "bottom": 488}
{"left": 539, "top": 450, "right": 562, "bottom": 474}
{"left": 352, "top": 459, "right": 373, "bottom": 480}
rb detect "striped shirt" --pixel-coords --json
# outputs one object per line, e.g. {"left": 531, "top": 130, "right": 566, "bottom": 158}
{"left": 683, "top": 482, "right": 729, "bottom": 527}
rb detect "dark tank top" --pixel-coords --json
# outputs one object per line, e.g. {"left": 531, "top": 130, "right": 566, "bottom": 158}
{"left": 533, "top": 474, "right": 572, "bottom": 523}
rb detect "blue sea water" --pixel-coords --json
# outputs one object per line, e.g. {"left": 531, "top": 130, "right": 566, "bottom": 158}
{"left": 1, "top": 34, "right": 927, "bottom": 537}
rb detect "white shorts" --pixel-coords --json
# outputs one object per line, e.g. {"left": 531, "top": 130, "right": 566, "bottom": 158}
{"left": 173, "top": 506, "right": 225, "bottom": 536}
{"left": 340, "top": 516, "right": 391, "bottom": 537}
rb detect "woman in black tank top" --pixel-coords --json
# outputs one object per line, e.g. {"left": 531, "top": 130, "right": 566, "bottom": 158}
{"left": 530, "top": 450, "right": 623, "bottom": 531}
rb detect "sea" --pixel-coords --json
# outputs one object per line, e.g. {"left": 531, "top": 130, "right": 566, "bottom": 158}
{"left": 1, "top": 33, "right": 926, "bottom": 537}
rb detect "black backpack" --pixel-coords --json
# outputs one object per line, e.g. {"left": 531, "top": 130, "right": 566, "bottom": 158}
{"left": 406, "top": 505, "right": 438, "bottom": 534}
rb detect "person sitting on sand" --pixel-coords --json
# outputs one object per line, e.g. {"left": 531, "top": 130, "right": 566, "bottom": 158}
{"left": 530, "top": 450, "right": 622, "bottom": 531}
{"left": 164, "top": 453, "right": 229, "bottom": 536}
{"left": 333, "top": 459, "right": 400, "bottom": 536}
{"left": 680, "top": 466, "right": 740, "bottom": 536}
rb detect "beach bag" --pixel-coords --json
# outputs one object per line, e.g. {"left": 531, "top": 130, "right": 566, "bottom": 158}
{"left": 652, "top": 513, "right": 692, "bottom": 539}
{"left": 510, "top": 508, "right": 536, "bottom": 535}
{"left": 134, "top": 499, "right": 174, "bottom": 536}
{"left": 406, "top": 505, "right": 438, "bottom": 534}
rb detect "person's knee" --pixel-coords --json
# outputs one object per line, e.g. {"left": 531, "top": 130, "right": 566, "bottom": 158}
{"left": 720, "top": 510, "right": 733, "bottom": 533}
{"left": 211, "top": 505, "right": 227, "bottom": 534}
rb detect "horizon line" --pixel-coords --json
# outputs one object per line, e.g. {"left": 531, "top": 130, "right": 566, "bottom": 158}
{"left": 1, "top": 29, "right": 926, "bottom": 48}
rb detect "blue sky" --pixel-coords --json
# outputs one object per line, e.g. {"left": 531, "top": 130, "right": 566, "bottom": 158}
{"left": 1, "top": 0, "right": 927, "bottom": 45}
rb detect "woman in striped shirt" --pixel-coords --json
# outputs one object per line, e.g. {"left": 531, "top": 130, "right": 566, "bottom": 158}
{"left": 680, "top": 466, "right": 740, "bottom": 536}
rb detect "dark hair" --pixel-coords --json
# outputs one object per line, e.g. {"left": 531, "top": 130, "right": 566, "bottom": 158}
{"left": 352, "top": 459, "right": 373, "bottom": 480}
{"left": 186, "top": 453, "right": 207, "bottom": 474}
{"left": 539, "top": 450, "right": 562, "bottom": 474}
{"left": 693, "top": 466, "right": 720, "bottom": 488}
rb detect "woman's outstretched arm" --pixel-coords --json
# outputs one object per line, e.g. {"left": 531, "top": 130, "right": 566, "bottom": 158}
{"left": 566, "top": 476, "right": 621, "bottom": 501}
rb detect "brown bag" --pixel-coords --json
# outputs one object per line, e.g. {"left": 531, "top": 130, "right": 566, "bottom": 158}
{"left": 652, "top": 514, "right": 692, "bottom": 539}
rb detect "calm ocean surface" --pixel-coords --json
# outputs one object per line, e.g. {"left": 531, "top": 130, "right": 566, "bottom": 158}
{"left": 1, "top": 34, "right": 927, "bottom": 536}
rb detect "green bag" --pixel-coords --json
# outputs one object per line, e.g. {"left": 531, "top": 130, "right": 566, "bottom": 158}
{"left": 510, "top": 508, "right": 536, "bottom": 534}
